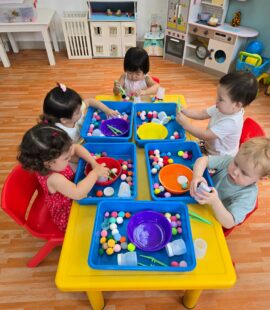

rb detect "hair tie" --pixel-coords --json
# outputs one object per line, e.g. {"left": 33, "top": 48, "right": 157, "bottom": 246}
{"left": 57, "top": 82, "right": 67, "bottom": 92}
{"left": 43, "top": 119, "right": 48, "bottom": 124}
{"left": 52, "top": 131, "right": 58, "bottom": 137}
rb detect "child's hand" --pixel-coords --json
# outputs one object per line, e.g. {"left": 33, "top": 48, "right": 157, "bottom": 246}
{"left": 106, "top": 108, "right": 119, "bottom": 118}
{"left": 176, "top": 110, "right": 189, "bottom": 127}
{"left": 190, "top": 175, "right": 207, "bottom": 197}
{"left": 92, "top": 164, "right": 109, "bottom": 178}
{"left": 195, "top": 187, "right": 220, "bottom": 206}
{"left": 113, "top": 80, "right": 121, "bottom": 95}
{"left": 134, "top": 89, "right": 145, "bottom": 97}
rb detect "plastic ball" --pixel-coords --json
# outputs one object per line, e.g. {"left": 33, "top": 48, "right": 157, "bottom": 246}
{"left": 111, "top": 211, "right": 118, "bottom": 218}
{"left": 151, "top": 168, "right": 158, "bottom": 174}
{"left": 98, "top": 248, "right": 104, "bottom": 255}
{"left": 127, "top": 243, "right": 136, "bottom": 251}
{"left": 114, "top": 233, "right": 121, "bottom": 241}
{"left": 164, "top": 192, "right": 171, "bottom": 198}
{"left": 100, "top": 230, "right": 108, "bottom": 237}
{"left": 179, "top": 260, "right": 188, "bottom": 267}
{"left": 96, "top": 190, "right": 103, "bottom": 197}
{"left": 114, "top": 244, "right": 121, "bottom": 253}
{"left": 246, "top": 40, "right": 263, "bottom": 55}
{"left": 106, "top": 248, "right": 114, "bottom": 255}
{"left": 164, "top": 212, "right": 171, "bottom": 219}
{"left": 111, "top": 228, "right": 119, "bottom": 235}
{"left": 125, "top": 212, "right": 131, "bottom": 218}
{"left": 171, "top": 215, "right": 177, "bottom": 222}
{"left": 154, "top": 188, "right": 161, "bottom": 195}
{"left": 118, "top": 211, "right": 125, "bottom": 218}
{"left": 170, "top": 136, "right": 176, "bottom": 140}
{"left": 120, "top": 236, "right": 126, "bottom": 243}
{"left": 109, "top": 217, "right": 116, "bottom": 224}
{"left": 171, "top": 261, "right": 179, "bottom": 267}
{"left": 121, "top": 242, "right": 128, "bottom": 250}
{"left": 100, "top": 237, "right": 106, "bottom": 244}
{"left": 107, "top": 239, "right": 116, "bottom": 248}
{"left": 172, "top": 227, "right": 178, "bottom": 235}
{"left": 116, "top": 217, "right": 124, "bottom": 224}
{"left": 102, "top": 243, "right": 108, "bottom": 250}
{"left": 121, "top": 174, "right": 127, "bottom": 181}
{"left": 109, "top": 223, "right": 117, "bottom": 230}
{"left": 168, "top": 158, "right": 174, "bottom": 164}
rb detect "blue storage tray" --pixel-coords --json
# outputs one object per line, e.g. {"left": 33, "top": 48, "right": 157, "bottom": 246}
{"left": 145, "top": 141, "right": 213, "bottom": 203}
{"left": 74, "top": 142, "right": 137, "bottom": 205}
{"left": 134, "top": 103, "right": 186, "bottom": 147}
{"left": 81, "top": 101, "right": 134, "bottom": 142}
{"left": 88, "top": 201, "right": 196, "bottom": 272}
{"left": 236, "top": 57, "right": 270, "bottom": 78}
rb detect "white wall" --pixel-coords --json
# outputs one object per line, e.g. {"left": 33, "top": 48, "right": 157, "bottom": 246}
{"left": 11, "top": 0, "right": 168, "bottom": 43}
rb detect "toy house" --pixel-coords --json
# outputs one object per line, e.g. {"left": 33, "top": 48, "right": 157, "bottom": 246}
{"left": 87, "top": 0, "right": 137, "bottom": 57}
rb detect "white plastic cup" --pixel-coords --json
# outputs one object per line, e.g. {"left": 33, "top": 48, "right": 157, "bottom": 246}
{"left": 151, "top": 118, "right": 162, "bottom": 124}
{"left": 158, "top": 111, "right": 167, "bottom": 121}
{"left": 118, "top": 182, "right": 131, "bottom": 197}
{"left": 156, "top": 87, "right": 165, "bottom": 100}
{"left": 194, "top": 238, "right": 207, "bottom": 259}
{"left": 117, "top": 251, "right": 137, "bottom": 266}
{"left": 133, "top": 96, "right": 141, "bottom": 103}
{"left": 165, "top": 239, "right": 187, "bottom": 257}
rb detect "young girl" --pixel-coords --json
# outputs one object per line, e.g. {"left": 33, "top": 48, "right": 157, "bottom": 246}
{"left": 17, "top": 124, "right": 109, "bottom": 232}
{"left": 41, "top": 83, "right": 119, "bottom": 143}
{"left": 113, "top": 47, "right": 159, "bottom": 98}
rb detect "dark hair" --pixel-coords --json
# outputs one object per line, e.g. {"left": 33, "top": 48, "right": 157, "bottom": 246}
{"left": 42, "top": 86, "right": 82, "bottom": 123}
{"left": 219, "top": 72, "right": 258, "bottom": 107}
{"left": 17, "top": 124, "right": 72, "bottom": 175}
{"left": 124, "top": 47, "right": 149, "bottom": 74}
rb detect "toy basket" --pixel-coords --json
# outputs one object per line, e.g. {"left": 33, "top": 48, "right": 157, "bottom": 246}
{"left": 236, "top": 51, "right": 270, "bottom": 77}
{"left": 62, "top": 11, "right": 92, "bottom": 59}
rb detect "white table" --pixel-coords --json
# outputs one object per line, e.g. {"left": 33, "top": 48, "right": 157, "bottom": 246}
{"left": 0, "top": 8, "right": 59, "bottom": 67}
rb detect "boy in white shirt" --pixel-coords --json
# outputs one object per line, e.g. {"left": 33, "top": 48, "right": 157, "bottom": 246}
{"left": 176, "top": 72, "right": 258, "bottom": 156}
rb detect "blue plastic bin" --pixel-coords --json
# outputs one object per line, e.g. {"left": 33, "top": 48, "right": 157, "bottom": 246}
{"left": 236, "top": 56, "right": 270, "bottom": 78}
{"left": 88, "top": 200, "right": 196, "bottom": 272}
{"left": 134, "top": 103, "right": 186, "bottom": 147}
{"left": 74, "top": 142, "right": 137, "bottom": 204}
{"left": 145, "top": 141, "right": 213, "bottom": 203}
{"left": 81, "top": 101, "right": 134, "bottom": 142}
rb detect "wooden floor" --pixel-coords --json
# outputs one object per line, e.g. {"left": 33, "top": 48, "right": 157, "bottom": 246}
{"left": 0, "top": 50, "right": 270, "bottom": 310}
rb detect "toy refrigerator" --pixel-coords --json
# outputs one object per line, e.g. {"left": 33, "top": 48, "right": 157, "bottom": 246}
{"left": 164, "top": 0, "right": 191, "bottom": 64}
{"left": 167, "top": 0, "right": 190, "bottom": 33}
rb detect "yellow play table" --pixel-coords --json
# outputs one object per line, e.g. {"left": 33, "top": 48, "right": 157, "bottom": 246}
{"left": 55, "top": 95, "right": 236, "bottom": 309}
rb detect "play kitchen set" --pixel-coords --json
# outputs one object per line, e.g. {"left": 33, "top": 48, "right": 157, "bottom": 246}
{"left": 164, "top": 0, "right": 259, "bottom": 74}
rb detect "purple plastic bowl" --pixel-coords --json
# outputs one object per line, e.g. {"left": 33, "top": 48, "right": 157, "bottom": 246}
{"left": 127, "top": 210, "right": 172, "bottom": 251}
{"left": 100, "top": 118, "right": 129, "bottom": 137}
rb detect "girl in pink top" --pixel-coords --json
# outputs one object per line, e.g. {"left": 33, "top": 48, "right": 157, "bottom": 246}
{"left": 113, "top": 47, "right": 159, "bottom": 98}
{"left": 17, "top": 124, "right": 109, "bottom": 232}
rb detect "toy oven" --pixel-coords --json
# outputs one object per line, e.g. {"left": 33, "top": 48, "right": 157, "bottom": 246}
{"left": 164, "top": 29, "right": 186, "bottom": 64}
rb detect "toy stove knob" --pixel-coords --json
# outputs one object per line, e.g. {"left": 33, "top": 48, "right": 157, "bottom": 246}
{"left": 203, "top": 30, "right": 209, "bottom": 36}
{"left": 227, "top": 37, "right": 232, "bottom": 41}
{"left": 193, "top": 27, "right": 198, "bottom": 33}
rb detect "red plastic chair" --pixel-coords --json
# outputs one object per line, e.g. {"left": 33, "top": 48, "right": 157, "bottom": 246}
{"left": 223, "top": 117, "right": 266, "bottom": 237}
{"left": 1, "top": 164, "right": 64, "bottom": 267}
{"left": 151, "top": 76, "right": 160, "bottom": 84}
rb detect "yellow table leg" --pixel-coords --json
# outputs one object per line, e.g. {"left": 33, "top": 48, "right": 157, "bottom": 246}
{"left": 86, "top": 291, "right": 104, "bottom": 310}
{"left": 182, "top": 289, "right": 202, "bottom": 309}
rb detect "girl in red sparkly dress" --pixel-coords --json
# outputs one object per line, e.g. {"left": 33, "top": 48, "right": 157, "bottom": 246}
{"left": 17, "top": 123, "right": 109, "bottom": 231}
